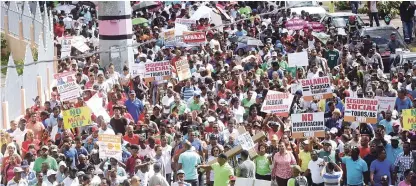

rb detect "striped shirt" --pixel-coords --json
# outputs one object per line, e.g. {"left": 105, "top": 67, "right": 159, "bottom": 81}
{"left": 181, "top": 86, "right": 197, "bottom": 100}
{"left": 322, "top": 171, "right": 342, "bottom": 186}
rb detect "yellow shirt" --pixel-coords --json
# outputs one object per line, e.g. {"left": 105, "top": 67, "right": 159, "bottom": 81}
{"left": 299, "top": 150, "right": 311, "bottom": 172}
{"left": 211, "top": 162, "right": 234, "bottom": 186}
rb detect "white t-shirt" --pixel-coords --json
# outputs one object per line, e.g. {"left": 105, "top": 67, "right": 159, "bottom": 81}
{"left": 370, "top": 1, "right": 378, "bottom": 12}
{"left": 308, "top": 158, "right": 325, "bottom": 184}
{"left": 161, "top": 95, "right": 175, "bottom": 114}
{"left": 162, "top": 145, "right": 173, "bottom": 174}
{"left": 231, "top": 106, "right": 245, "bottom": 123}
{"left": 62, "top": 177, "right": 79, "bottom": 186}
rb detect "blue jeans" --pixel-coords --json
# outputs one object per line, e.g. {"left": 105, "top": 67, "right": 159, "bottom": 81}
{"left": 402, "top": 21, "right": 413, "bottom": 40}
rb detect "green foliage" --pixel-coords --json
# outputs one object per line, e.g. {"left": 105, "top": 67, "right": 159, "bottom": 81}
{"left": 1, "top": 33, "right": 33, "bottom": 76}
{"left": 358, "top": 1, "right": 400, "bottom": 18}
{"left": 335, "top": 1, "right": 350, "bottom": 10}
{"left": 1, "top": 33, "right": 7, "bottom": 49}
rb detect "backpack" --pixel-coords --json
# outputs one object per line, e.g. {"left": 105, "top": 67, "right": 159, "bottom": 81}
{"left": 295, "top": 176, "right": 308, "bottom": 186}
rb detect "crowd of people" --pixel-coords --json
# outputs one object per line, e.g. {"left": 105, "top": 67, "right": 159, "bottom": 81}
{"left": 2, "top": 1, "right": 416, "bottom": 186}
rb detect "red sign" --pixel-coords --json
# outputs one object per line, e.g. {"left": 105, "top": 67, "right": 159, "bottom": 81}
{"left": 183, "top": 31, "right": 206, "bottom": 44}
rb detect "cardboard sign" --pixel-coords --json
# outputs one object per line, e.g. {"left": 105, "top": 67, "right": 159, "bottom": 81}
{"left": 62, "top": 106, "right": 92, "bottom": 129}
{"left": 176, "top": 59, "right": 192, "bottom": 81}
{"left": 403, "top": 109, "right": 416, "bottom": 130}
{"left": 86, "top": 94, "right": 111, "bottom": 123}
{"left": 183, "top": 31, "right": 206, "bottom": 44}
{"left": 236, "top": 132, "right": 255, "bottom": 151}
{"left": 144, "top": 61, "right": 172, "bottom": 82}
{"left": 60, "top": 36, "right": 72, "bottom": 57}
{"left": 375, "top": 96, "right": 396, "bottom": 112}
{"left": 344, "top": 97, "right": 378, "bottom": 124}
{"left": 175, "top": 18, "right": 196, "bottom": 28}
{"left": 260, "top": 91, "right": 294, "bottom": 117}
{"left": 300, "top": 76, "right": 333, "bottom": 101}
{"left": 98, "top": 134, "right": 123, "bottom": 161}
{"left": 291, "top": 112, "right": 325, "bottom": 138}
{"left": 288, "top": 51, "right": 308, "bottom": 67}
{"left": 72, "top": 40, "right": 90, "bottom": 53}
{"left": 54, "top": 72, "right": 80, "bottom": 101}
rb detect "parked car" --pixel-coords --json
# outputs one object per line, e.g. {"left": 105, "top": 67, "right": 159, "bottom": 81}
{"left": 360, "top": 26, "right": 408, "bottom": 73}
{"left": 390, "top": 52, "right": 416, "bottom": 78}
{"left": 277, "top": 1, "right": 326, "bottom": 19}
{"left": 320, "top": 13, "right": 366, "bottom": 29}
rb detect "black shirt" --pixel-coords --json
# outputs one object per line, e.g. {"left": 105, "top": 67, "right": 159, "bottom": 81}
{"left": 110, "top": 117, "right": 128, "bottom": 135}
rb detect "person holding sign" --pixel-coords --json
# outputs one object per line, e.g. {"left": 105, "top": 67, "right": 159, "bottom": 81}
{"left": 197, "top": 153, "right": 234, "bottom": 186}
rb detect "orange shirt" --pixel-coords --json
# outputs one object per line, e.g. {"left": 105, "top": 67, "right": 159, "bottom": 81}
{"left": 123, "top": 134, "right": 140, "bottom": 145}
{"left": 359, "top": 146, "right": 370, "bottom": 158}
{"left": 26, "top": 122, "right": 45, "bottom": 140}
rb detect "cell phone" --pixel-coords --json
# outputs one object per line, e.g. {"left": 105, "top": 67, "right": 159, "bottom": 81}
{"left": 108, "top": 165, "right": 112, "bottom": 170}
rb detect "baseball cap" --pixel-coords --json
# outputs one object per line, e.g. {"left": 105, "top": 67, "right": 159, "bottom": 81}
{"left": 218, "top": 99, "right": 228, "bottom": 106}
{"left": 14, "top": 167, "right": 24, "bottom": 173}
{"left": 41, "top": 145, "right": 49, "bottom": 150}
{"left": 91, "top": 126, "right": 99, "bottom": 132}
{"left": 47, "top": 170, "right": 57, "bottom": 177}
{"left": 271, "top": 52, "right": 277, "bottom": 57}
{"left": 330, "top": 127, "right": 338, "bottom": 134}
{"left": 129, "top": 90, "right": 136, "bottom": 94}
{"left": 177, "top": 170, "right": 185, "bottom": 175}
{"left": 21, "top": 160, "right": 29, "bottom": 168}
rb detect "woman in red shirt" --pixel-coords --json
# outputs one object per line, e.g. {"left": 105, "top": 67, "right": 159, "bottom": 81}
{"left": 21, "top": 130, "right": 40, "bottom": 157}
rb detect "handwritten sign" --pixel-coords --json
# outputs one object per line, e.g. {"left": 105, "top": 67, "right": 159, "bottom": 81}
{"left": 375, "top": 96, "right": 396, "bottom": 112}
{"left": 291, "top": 112, "right": 325, "bottom": 138}
{"left": 288, "top": 51, "right": 308, "bottom": 67}
{"left": 260, "top": 91, "right": 293, "bottom": 117}
{"left": 62, "top": 107, "right": 91, "bottom": 129}
{"left": 236, "top": 132, "right": 255, "bottom": 151}
{"left": 344, "top": 97, "right": 378, "bottom": 124}
{"left": 176, "top": 59, "right": 191, "bottom": 81}
{"left": 300, "top": 76, "right": 333, "bottom": 101}
{"left": 98, "top": 134, "right": 122, "bottom": 161}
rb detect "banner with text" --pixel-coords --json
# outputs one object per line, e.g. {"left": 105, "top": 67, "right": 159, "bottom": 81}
{"left": 98, "top": 134, "right": 122, "bottom": 161}
{"left": 175, "top": 18, "right": 196, "bottom": 28}
{"left": 144, "top": 61, "right": 172, "bottom": 82}
{"left": 176, "top": 59, "right": 192, "bottom": 81}
{"left": 60, "top": 36, "right": 72, "bottom": 58}
{"left": 375, "top": 96, "right": 396, "bottom": 112}
{"left": 403, "top": 109, "right": 416, "bottom": 130}
{"left": 261, "top": 91, "right": 293, "bottom": 117}
{"left": 183, "top": 31, "right": 206, "bottom": 45}
{"left": 62, "top": 106, "right": 92, "bottom": 129}
{"left": 292, "top": 112, "right": 325, "bottom": 138}
{"left": 344, "top": 97, "right": 378, "bottom": 124}
{"left": 288, "top": 51, "right": 308, "bottom": 67}
{"left": 54, "top": 71, "right": 80, "bottom": 101}
{"left": 300, "top": 76, "right": 333, "bottom": 101}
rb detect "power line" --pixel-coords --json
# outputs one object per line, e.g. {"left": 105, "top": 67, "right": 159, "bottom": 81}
{"left": 1, "top": 2, "right": 289, "bottom": 70}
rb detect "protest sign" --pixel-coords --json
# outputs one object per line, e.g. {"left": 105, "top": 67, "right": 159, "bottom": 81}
{"left": 62, "top": 106, "right": 92, "bottom": 129}
{"left": 344, "top": 97, "right": 378, "bottom": 124}
{"left": 54, "top": 72, "right": 80, "bottom": 101}
{"left": 402, "top": 109, "right": 416, "bottom": 130}
{"left": 176, "top": 59, "right": 192, "bottom": 81}
{"left": 60, "top": 36, "right": 72, "bottom": 57}
{"left": 300, "top": 76, "right": 333, "bottom": 101}
{"left": 260, "top": 91, "right": 293, "bottom": 117}
{"left": 72, "top": 40, "right": 90, "bottom": 53}
{"left": 98, "top": 134, "right": 122, "bottom": 161}
{"left": 129, "top": 63, "right": 145, "bottom": 78}
{"left": 236, "top": 132, "right": 255, "bottom": 151}
{"left": 183, "top": 31, "right": 206, "bottom": 45}
{"left": 175, "top": 18, "right": 196, "bottom": 28}
{"left": 144, "top": 61, "right": 171, "bottom": 82}
{"left": 86, "top": 94, "right": 111, "bottom": 123}
{"left": 375, "top": 96, "right": 396, "bottom": 112}
{"left": 291, "top": 112, "right": 325, "bottom": 138}
{"left": 290, "top": 83, "right": 302, "bottom": 95}
{"left": 288, "top": 51, "right": 308, "bottom": 67}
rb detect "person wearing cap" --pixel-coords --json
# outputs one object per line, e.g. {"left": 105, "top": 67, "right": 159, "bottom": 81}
{"left": 6, "top": 167, "right": 28, "bottom": 186}
{"left": 33, "top": 145, "right": 58, "bottom": 173}
{"left": 198, "top": 153, "right": 234, "bottom": 186}
{"left": 125, "top": 89, "right": 144, "bottom": 123}
{"left": 171, "top": 170, "right": 191, "bottom": 186}
{"left": 20, "top": 160, "right": 36, "bottom": 185}
{"left": 44, "top": 169, "right": 57, "bottom": 186}
{"left": 318, "top": 140, "right": 336, "bottom": 163}
{"left": 287, "top": 165, "right": 308, "bottom": 186}
{"left": 178, "top": 141, "right": 201, "bottom": 186}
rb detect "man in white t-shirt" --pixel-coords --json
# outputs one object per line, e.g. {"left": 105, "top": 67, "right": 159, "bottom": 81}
{"left": 161, "top": 88, "right": 175, "bottom": 116}
{"left": 306, "top": 150, "right": 325, "bottom": 185}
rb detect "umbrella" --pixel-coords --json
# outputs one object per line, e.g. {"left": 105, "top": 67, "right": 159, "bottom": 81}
{"left": 306, "top": 22, "right": 326, "bottom": 32}
{"left": 285, "top": 18, "right": 307, "bottom": 31}
{"left": 237, "top": 36, "right": 264, "bottom": 46}
{"left": 132, "top": 18, "right": 148, "bottom": 25}
{"left": 132, "top": 1, "right": 159, "bottom": 11}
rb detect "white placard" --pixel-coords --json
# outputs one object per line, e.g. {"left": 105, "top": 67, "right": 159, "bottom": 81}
{"left": 288, "top": 51, "right": 308, "bottom": 67}
{"left": 237, "top": 132, "right": 255, "bottom": 151}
